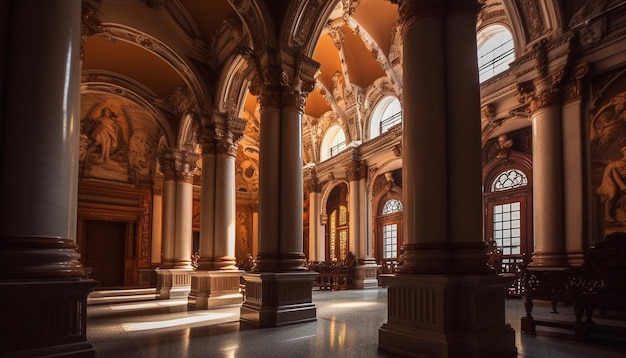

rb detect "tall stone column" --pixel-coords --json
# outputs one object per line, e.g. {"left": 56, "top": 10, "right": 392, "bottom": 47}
{"left": 151, "top": 177, "right": 163, "bottom": 268}
{"left": 188, "top": 112, "right": 246, "bottom": 309}
{"left": 304, "top": 166, "right": 322, "bottom": 261}
{"left": 240, "top": 48, "right": 319, "bottom": 328}
{"left": 156, "top": 148, "right": 198, "bottom": 299}
{"left": 379, "top": 1, "right": 516, "bottom": 356}
{"left": 0, "top": 1, "right": 98, "bottom": 356}
{"left": 562, "top": 64, "right": 588, "bottom": 266}
{"left": 529, "top": 95, "right": 567, "bottom": 267}
{"left": 346, "top": 158, "right": 379, "bottom": 288}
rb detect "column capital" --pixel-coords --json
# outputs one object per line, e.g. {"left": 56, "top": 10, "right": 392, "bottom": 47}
{"left": 198, "top": 111, "right": 246, "bottom": 157}
{"left": 562, "top": 62, "right": 589, "bottom": 103}
{"left": 390, "top": 0, "right": 444, "bottom": 31}
{"left": 158, "top": 148, "right": 199, "bottom": 183}
{"left": 243, "top": 44, "right": 318, "bottom": 112}
{"left": 153, "top": 175, "right": 164, "bottom": 195}
{"left": 517, "top": 80, "right": 562, "bottom": 114}
{"left": 344, "top": 159, "right": 367, "bottom": 182}
{"left": 304, "top": 166, "right": 321, "bottom": 194}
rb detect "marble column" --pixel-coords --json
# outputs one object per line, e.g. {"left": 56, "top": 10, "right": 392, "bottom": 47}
{"left": 151, "top": 177, "right": 163, "bottom": 268}
{"left": 0, "top": 1, "right": 98, "bottom": 356}
{"left": 156, "top": 148, "right": 198, "bottom": 299}
{"left": 188, "top": 112, "right": 246, "bottom": 309}
{"left": 346, "top": 159, "right": 379, "bottom": 288}
{"left": 562, "top": 64, "right": 588, "bottom": 266}
{"left": 379, "top": 1, "right": 516, "bottom": 357}
{"left": 304, "top": 167, "right": 322, "bottom": 261}
{"left": 528, "top": 88, "right": 567, "bottom": 267}
{"left": 240, "top": 50, "right": 319, "bottom": 328}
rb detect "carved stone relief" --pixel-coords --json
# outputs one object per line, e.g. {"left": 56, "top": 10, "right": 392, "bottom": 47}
{"left": 591, "top": 90, "right": 626, "bottom": 228}
{"left": 80, "top": 93, "right": 158, "bottom": 185}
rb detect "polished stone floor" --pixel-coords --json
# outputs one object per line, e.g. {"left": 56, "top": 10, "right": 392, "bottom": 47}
{"left": 87, "top": 288, "right": 626, "bottom": 358}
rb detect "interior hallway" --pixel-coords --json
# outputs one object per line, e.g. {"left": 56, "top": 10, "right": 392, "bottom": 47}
{"left": 87, "top": 288, "right": 626, "bottom": 358}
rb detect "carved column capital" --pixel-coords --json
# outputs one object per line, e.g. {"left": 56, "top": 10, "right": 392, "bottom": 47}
{"left": 562, "top": 62, "right": 589, "bottom": 103}
{"left": 345, "top": 160, "right": 367, "bottom": 182}
{"left": 198, "top": 112, "right": 246, "bottom": 157}
{"left": 158, "top": 148, "right": 199, "bottom": 183}
{"left": 390, "top": 0, "right": 445, "bottom": 32}
{"left": 517, "top": 80, "right": 561, "bottom": 113}
{"left": 153, "top": 175, "right": 164, "bottom": 196}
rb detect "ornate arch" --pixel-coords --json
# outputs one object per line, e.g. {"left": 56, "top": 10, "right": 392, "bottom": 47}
{"left": 94, "top": 23, "right": 212, "bottom": 116}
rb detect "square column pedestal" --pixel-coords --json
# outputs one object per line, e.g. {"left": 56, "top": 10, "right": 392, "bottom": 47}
{"left": 240, "top": 271, "right": 318, "bottom": 328}
{"left": 378, "top": 274, "right": 517, "bottom": 358}
{"left": 0, "top": 279, "right": 99, "bottom": 357}
{"left": 354, "top": 263, "right": 381, "bottom": 289}
{"left": 156, "top": 268, "right": 192, "bottom": 299}
{"left": 188, "top": 270, "right": 243, "bottom": 309}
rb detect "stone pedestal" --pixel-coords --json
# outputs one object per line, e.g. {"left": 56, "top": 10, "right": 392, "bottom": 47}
{"left": 240, "top": 271, "right": 318, "bottom": 328}
{"left": 354, "top": 263, "right": 381, "bottom": 289}
{"left": 0, "top": 279, "right": 98, "bottom": 358}
{"left": 378, "top": 274, "right": 517, "bottom": 358}
{"left": 156, "top": 268, "right": 192, "bottom": 299}
{"left": 188, "top": 270, "right": 243, "bottom": 309}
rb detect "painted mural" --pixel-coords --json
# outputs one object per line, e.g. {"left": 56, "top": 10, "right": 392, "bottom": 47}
{"left": 80, "top": 93, "right": 159, "bottom": 186}
{"left": 591, "top": 90, "right": 626, "bottom": 230}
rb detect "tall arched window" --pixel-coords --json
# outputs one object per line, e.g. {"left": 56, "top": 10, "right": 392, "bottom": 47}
{"left": 369, "top": 96, "right": 401, "bottom": 140}
{"left": 483, "top": 152, "right": 532, "bottom": 296}
{"left": 326, "top": 184, "right": 349, "bottom": 262}
{"left": 477, "top": 24, "right": 515, "bottom": 82}
{"left": 381, "top": 198, "right": 402, "bottom": 259}
{"left": 320, "top": 124, "right": 346, "bottom": 161}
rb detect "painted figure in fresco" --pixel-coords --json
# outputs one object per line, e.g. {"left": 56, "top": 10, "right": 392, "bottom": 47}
{"left": 91, "top": 107, "right": 121, "bottom": 165}
{"left": 598, "top": 144, "right": 626, "bottom": 223}
{"left": 128, "top": 128, "right": 152, "bottom": 176}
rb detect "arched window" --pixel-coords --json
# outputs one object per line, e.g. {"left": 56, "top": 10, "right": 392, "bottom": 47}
{"left": 477, "top": 24, "right": 515, "bottom": 82}
{"left": 369, "top": 96, "right": 401, "bottom": 139}
{"left": 320, "top": 124, "right": 346, "bottom": 161}
{"left": 380, "top": 198, "right": 402, "bottom": 259}
{"left": 491, "top": 169, "right": 528, "bottom": 191}
{"left": 326, "top": 184, "right": 349, "bottom": 262}
{"left": 483, "top": 154, "right": 532, "bottom": 296}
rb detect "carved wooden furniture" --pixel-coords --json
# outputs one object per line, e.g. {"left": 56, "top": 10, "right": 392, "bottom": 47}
{"left": 520, "top": 232, "right": 626, "bottom": 342}
{"left": 309, "top": 260, "right": 356, "bottom": 290}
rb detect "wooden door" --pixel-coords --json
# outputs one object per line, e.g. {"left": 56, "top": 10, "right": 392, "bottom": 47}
{"left": 84, "top": 220, "right": 126, "bottom": 288}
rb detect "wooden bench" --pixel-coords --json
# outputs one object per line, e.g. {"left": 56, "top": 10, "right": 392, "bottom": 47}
{"left": 520, "top": 232, "right": 626, "bottom": 342}
{"left": 309, "top": 254, "right": 356, "bottom": 290}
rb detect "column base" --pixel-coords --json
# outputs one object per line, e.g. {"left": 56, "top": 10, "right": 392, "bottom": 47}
{"left": 354, "top": 264, "right": 381, "bottom": 289}
{"left": 0, "top": 279, "right": 99, "bottom": 358}
{"left": 528, "top": 252, "right": 568, "bottom": 268}
{"left": 240, "top": 272, "right": 318, "bottom": 328}
{"left": 188, "top": 270, "right": 243, "bottom": 309}
{"left": 378, "top": 273, "right": 516, "bottom": 358}
{"left": 156, "top": 268, "right": 192, "bottom": 299}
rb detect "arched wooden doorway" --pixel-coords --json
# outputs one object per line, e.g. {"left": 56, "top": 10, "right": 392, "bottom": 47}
{"left": 483, "top": 151, "right": 533, "bottom": 295}
{"left": 326, "top": 183, "right": 349, "bottom": 262}
{"left": 373, "top": 171, "right": 403, "bottom": 273}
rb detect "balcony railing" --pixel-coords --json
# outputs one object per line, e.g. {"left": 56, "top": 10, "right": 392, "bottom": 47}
{"left": 380, "top": 112, "right": 402, "bottom": 134}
